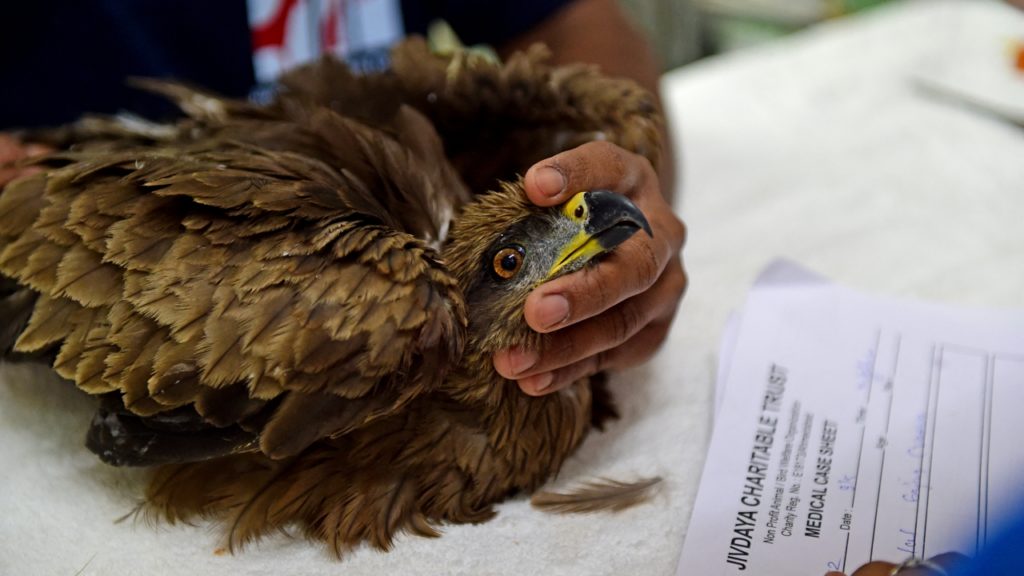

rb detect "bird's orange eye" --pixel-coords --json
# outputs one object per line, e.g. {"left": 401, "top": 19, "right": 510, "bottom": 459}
{"left": 492, "top": 246, "right": 525, "bottom": 280}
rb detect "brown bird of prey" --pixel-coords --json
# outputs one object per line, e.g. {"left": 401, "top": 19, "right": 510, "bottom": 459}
{"left": 0, "top": 38, "right": 662, "bottom": 555}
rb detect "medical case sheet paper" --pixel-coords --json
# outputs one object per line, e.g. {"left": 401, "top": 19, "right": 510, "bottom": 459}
{"left": 678, "top": 264, "right": 1024, "bottom": 575}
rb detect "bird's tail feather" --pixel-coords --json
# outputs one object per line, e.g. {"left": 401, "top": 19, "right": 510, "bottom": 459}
{"left": 530, "top": 476, "right": 662, "bottom": 514}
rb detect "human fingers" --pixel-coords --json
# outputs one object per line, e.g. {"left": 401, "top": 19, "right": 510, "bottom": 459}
{"left": 521, "top": 142, "right": 683, "bottom": 333}
{"left": 515, "top": 317, "right": 674, "bottom": 396}
{"left": 522, "top": 140, "right": 656, "bottom": 207}
{"left": 523, "top": 212, "right": 681, "bottom": 333}
{"left": 494, "top": 256, "right": 684, "bottom": 383}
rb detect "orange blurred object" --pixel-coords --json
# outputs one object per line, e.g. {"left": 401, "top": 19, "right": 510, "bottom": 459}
{"left": 1017, "top": 41, "right": 1024, "bottom": 72}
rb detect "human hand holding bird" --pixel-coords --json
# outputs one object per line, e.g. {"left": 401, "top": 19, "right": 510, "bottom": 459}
{"left": 494, "top": 141, "right": 687, "bottom": 395}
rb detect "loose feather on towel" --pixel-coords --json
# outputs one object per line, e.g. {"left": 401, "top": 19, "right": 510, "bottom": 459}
{"left": 530, "top": 476, "right": 663, "bottom": 514}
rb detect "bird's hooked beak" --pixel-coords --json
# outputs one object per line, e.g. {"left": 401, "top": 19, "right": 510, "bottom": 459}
{"left": 546, "top": 190, "right": 653, "bottom": 280}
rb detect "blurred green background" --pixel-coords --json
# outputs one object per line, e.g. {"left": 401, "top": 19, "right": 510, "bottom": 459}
{"left": 618, "top": 0, "right": 894, "bottom": 69}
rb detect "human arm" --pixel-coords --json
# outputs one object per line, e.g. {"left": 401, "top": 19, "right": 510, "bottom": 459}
{"left": 491, "top": 0, "right": 688, "bottom": 394}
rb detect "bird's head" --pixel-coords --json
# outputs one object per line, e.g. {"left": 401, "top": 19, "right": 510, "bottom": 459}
{"left": 444, "top": 179, "right": 651, "bottom": 356}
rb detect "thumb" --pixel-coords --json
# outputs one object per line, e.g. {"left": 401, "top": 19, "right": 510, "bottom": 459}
{"left": 523, "top": 162, "right": 570, "bottom": 207}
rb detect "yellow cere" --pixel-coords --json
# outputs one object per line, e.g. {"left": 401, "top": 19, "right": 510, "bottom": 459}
{"left": 547, "top": 191, "right": 604, "bottom": 279}
{"left": 561, "top": 191, "right": 589, "bottom": 221}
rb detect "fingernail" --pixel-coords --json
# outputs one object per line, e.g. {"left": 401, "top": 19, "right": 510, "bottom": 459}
{"left": 524, "top": 372, "right": 554, "bottom": 394}
{"left": 507, "top": 348, "right": 538, "bottom": 376}
{"left": 534, "top": 166, "right": 566, "bottom": 197}
{"left": 535, "top": 294, "right": 570, "bottom": 330}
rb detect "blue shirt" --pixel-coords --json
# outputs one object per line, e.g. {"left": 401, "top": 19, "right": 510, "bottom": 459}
{"left": 954, "top": 507, "right": 1024, "bottom": 576}
{"left": 1, "top": 0, "right": 572, "bottom": 128}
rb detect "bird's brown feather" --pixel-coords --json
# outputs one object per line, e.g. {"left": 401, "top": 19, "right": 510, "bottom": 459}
{"left": 530, "top": 477, "right": 663, "bottom": 513}
{"left": 387, "top": 38, "right": 662, "bottom": 191}
{"left": 3, "top": 103, "right": 468, "bottom": 456}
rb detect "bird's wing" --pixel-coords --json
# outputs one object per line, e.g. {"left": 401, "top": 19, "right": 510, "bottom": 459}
{"left": 387, "top": 37, "right": 663, "bottom": 193}
{"left": 0, "top": 107, "right": 466, "bottom": 461}
{"left": 267, "top": 57, "right": 474, "bottom": 246}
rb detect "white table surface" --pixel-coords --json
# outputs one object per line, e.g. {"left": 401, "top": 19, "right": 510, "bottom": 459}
{"left": 664, "top": 0, "right": 1024, "bottom": 571}
{"left": 2, "top": 1, "right": 1023, "bottom": 574}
